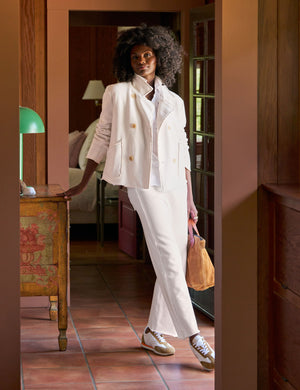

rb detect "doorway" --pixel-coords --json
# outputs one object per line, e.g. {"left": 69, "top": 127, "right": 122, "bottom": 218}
{"left": 67, "top": 11, "right": 181, "bottom": 249}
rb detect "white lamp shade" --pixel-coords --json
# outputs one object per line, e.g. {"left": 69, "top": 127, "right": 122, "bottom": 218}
{"left": 82, "top": 80, "right": 105, "bottom": 101}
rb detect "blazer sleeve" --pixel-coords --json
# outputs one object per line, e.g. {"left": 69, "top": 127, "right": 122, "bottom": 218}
{"left": 86, "top": 85, "right": 113, "bottom": 164}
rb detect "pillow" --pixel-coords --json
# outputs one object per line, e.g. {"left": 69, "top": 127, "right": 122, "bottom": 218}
{"left": 78, "top": 119, "right": 105, "bottom": 171}
{"left": 69, "top": 130, "right": 80, "bottom": 143}
{"left": 69, "top": 131, "right": 87, "bottom": 168}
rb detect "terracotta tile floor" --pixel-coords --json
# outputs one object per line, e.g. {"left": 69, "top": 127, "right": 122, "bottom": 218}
{"left": 21, "top": 240, "right": 214, "bottom": 389}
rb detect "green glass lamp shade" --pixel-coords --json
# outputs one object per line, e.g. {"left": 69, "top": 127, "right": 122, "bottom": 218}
{"left": 19, "top": 106, "right": 45, "bottom": 181}
{"left": 19, "top": 106, "right": 45, "bottom": 134}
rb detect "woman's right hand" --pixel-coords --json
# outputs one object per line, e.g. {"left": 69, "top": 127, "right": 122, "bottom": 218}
{"left": 57, "top": 183, "right": 86, "bottom": 199}
{"left": 57, "top": 159, "right": 99, "bottom": 199}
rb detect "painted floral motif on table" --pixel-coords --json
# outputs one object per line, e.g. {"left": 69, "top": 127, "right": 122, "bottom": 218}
{"left": 20, "top": 210, "right": 58, "bottom": 287}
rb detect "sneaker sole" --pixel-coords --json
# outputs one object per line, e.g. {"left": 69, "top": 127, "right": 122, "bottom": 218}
{"left": 189, "top": 342, "right": 215, "bottom": 371}
{"left": 141, "top": 342, "right": 175, "bottom": 356}
{"left": 200, "top": 364, "right": 214, "bottom": 372}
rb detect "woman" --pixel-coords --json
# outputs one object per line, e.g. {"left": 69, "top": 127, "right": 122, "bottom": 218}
{"left": 62, "top": 25, "right": 215, "bottom": 371}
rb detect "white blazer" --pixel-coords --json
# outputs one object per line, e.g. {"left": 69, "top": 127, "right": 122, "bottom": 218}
{"left": 87, "top": 74, "right": 191, "bottom": 191}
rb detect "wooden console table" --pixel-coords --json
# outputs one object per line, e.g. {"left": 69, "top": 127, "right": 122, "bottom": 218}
{"left": 20, "top": 185, "right": 69, "bottom": 351}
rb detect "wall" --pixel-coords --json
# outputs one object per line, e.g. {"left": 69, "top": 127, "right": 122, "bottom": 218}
{"left": 0, "top": 1, "right": 20, "bottom": 388}
{"left": 215, "top": 0, "right": 258, "bottom": 389}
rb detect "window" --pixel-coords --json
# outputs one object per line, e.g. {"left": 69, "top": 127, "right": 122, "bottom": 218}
{"left": 190, "top": 14, "right": 215, "bottom": 257}
{"left": 189, "top": 4, "right": 215, "bottom": 319}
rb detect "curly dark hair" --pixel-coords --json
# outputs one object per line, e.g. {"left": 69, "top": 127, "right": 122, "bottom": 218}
{"left": 113, "top": 25, "right": 183, "bottom": 87}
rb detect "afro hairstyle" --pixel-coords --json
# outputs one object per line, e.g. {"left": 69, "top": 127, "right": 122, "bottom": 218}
{"left": 113, "top": 25, "right": 183, "bottom": 87}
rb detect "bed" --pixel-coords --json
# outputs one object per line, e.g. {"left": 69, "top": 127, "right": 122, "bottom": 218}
{"left": 68, "top": 119, "right": 119, "bottom": 226}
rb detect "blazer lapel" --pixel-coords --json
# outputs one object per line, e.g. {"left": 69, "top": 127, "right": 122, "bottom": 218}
{"left": 156, "top": 87, "right": 175, "bottom": 130}
{"left": 131, "top": 74, "right": 176, "bottom": 131}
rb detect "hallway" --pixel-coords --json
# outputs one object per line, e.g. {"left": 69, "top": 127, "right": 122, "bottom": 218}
{"left": 21, "top": 240, "right": 214, "bottom": 389}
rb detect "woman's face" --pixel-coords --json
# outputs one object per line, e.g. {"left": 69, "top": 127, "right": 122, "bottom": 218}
{"left": 130, "top": 45, "right": 157, "bottom": 84}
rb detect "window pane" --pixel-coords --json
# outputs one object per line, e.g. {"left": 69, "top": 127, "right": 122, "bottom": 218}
{"left": 194, "top": 134, "right": 204, "bottom": 170}
{"left": 206, "top": 98, "right": 215, "bottom": 133}
{"left": 207, "top": 20, "right": 215, "bottom": 56}
{"left": 197, "top": 210, "right": 207, "bottom": 238}
{"left": 197, "top": 210, "right": 214, "bottom": 251}
{"left": 194, "top": 97, "right": 204, "bottom": 132}
{"left": 193, "top": 22, "right": 205, "bottom": 57}
{"left": 194, "top": 60, "right": 204, "bottom": 94}
{"left": 207, "top": 59, "right": 215, "bottom": 94}
{"left": 207, "top": 213, "right": 214, "bottom": 250}
{"left": 194, "top": 171, "right": 206, "bottom": 208}
{"left": 207, "top": 175, "right": 214, "bottom": 210}
{"left": 203, "top": 136, "right": 214, "bottom": 172}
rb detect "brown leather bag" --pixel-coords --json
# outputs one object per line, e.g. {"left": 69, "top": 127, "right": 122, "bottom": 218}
{"left": 186, "top": 219, "right": 215, "bottom": 291}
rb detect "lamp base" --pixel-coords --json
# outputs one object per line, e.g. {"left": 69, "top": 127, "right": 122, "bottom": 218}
{"left": 20, "top": 180, "right": 36, "bottom": 196}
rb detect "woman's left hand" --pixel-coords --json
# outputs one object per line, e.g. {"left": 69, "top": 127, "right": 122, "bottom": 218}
{"left": 185, "top": 168, "right": 198, "bottom": 223}
{"left": 188, "top": 198, "right": 198, "bottom": 224}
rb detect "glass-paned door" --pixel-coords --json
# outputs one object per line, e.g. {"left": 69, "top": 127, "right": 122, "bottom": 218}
{"left": 189, "top": 3, "right": 215, "bottom": 319}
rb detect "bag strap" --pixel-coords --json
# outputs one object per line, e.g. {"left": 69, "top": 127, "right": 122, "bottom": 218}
{"left": 188, "top": 218, "right": 200, "bottom": 246}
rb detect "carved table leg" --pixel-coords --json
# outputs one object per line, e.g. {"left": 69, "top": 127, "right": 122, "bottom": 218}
{"left": 57, "top": 200, "right": 68, "bottom": 351}
{"left": 49, "top": 296, "right": 58, "bottom": 321}
{"left": 58, "top": 293, "right": 68, "bottom": 351}
{"left": 58, "top": 329, "right": 67, "bottom": 351}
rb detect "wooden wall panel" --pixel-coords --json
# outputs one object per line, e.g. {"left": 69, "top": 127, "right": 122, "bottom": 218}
{"left": 257, "top": 187, "right": 274, "bottom": 390}
{"left": 258, "top": 0, "right": 278, "bottom": 185}
{"left": 273, "top": 198, "right": 300, "bottom": 388}
{"left": 20, "top": 0, "right": 46, "bottom": 185}
{"left": 277, "top": 0, "right": 299, "bottom": 183}
{"left": 275, "top": 204, "right": 300, "bottom": 296}
{"left": 273, "top": 290, "right": 300, "bottom": 388}
{"left": 34, "top": 0, "right": 47, "bottom": 184}
{"left": 258, "top": 0, "right": 300, "bottom": 186}
{"left": 258, "top": 0, "right": 300, "bottom": 388}
{"left": 69, "top": 26, "right": 117, "bottom": 133}
{"left": 261, "top": 184, "right": 300, "bottom": 389}
{"left": 20, "top": 0, "right": 36, "bottom": 184}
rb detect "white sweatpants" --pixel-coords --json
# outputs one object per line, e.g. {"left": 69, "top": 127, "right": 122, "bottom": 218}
{"left": 127, "top": 185, "right": 199, "bottom": 339}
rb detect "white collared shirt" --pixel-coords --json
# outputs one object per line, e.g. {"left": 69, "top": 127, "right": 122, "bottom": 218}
{"left": 136, "top": 74, "right": 161, "bottom": 186}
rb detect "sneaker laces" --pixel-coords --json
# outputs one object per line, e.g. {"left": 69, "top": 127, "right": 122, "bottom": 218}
{"left": 192, "top": 335, "right": 210, "bottom": 356}
{"left": 152, "top": 330, "right": 166, "bottom": 343}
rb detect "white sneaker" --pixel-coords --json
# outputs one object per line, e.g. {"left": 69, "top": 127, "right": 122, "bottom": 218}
{"left": 190, "top": 334, "right": 215, "bottom": 371}
{"left": 141, "top": 327, "right": 175, "bottom": 356}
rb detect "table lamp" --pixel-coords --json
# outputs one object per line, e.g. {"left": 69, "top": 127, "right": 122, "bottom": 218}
{"left": 19, "top": 106, "right": 45, "bottom": 195}
{"left": 82, "top": 80, "right": 105, "bottom": 107}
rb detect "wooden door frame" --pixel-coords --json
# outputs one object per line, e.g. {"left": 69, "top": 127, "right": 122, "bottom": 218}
{"left": 214, "top": 1, "right": 258, "bottom": 389}
{"left": 48, "top": 1, "right": 259, "bottom": 389}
